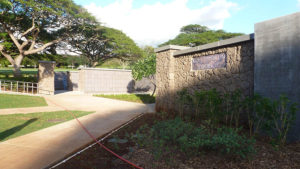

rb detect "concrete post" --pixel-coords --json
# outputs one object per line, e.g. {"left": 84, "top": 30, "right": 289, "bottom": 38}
{"left": 38, "top": 61, "right": 55, "bottom": 95}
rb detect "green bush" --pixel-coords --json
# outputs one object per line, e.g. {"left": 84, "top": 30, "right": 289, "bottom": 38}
{"left": 176, "top": 89, "right": 298, "bottom": 145}
{"left": 244, "top": 94, "right": 298, "bottom": 145}
{"left": 132, "top": 118, "right": 256, "bottom": 159}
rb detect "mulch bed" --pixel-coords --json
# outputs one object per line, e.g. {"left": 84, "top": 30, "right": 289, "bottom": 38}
{"left": 52, "top": 113, "right": 300, "bottom": 169}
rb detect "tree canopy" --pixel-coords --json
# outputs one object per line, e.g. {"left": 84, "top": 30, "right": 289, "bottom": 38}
{"left": 67, "top": 25, "right": 143, "bottom": 67}
{"left": 0, "top": 0, "right": 95, "bottom": 76}
{"left": 159, "top": 24, "right": 243, "bottom": 47}
{"left": 103, "top": 27, "right": 143, "bottom": 63}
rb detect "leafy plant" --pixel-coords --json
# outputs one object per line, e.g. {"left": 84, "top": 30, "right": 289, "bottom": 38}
{"left": 243, "top": 94, "right": 297, "bottom": 145}
{"left": 176, "top": 89, "right": 192, "bottom": 118}
{"left": 132, "top": 118, "right": 256, "bottom": 159}
{"left": 210, "top": 127, "right": 256, "bottom": 158}
{"left": 270, "top": 95, "right": 298, "bottom": 145}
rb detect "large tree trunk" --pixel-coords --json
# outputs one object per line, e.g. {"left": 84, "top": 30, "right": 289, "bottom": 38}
{"left": 11, "top": 54, "right": 24, "bottom": 78}
{"left": 92, "top": 61, "right": 98, "bottom": 67}
{"left": 13, "top": 64, "right": 22, "bottom": 77}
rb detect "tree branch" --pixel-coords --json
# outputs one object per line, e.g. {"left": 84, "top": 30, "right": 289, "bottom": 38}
{"left": 6, "top": 28, "right": 21, "bottom": 50}
{"left": 24, "top": 39, "right": 61, "bottom": 55}
{"left": 22, "top": 18, "right": 36, "bottom": 37}
{"left": 20, "top": 40, "right": 29, "bottom": 50}
{"left": 29, "top": 28, "right": 39, "bottom": 50}
{"left": 0, "top": 44, "right": 15, "bottom": 64}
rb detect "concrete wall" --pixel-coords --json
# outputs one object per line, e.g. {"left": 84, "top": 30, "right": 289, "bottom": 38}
{"left": 77, "top": 68, "right": 135, "bottom": 93}
{"left": 254, "top": 12, "right": 300, "bottom": 141}
{"left": 155, "top": 35, "right": 254, "bottom": 112}
{"left": 60, "top": 68, "right": 154, "bottom": 94}
{"left": 68, "top": 71, "right": 79, "bottom": 91}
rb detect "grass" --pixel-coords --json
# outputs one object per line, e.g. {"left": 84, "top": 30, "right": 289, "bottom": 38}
{"left": 0, "top": 94, "right": 48, "bottom": 109}
{"left": 0, "top": 111, "right": 94, "bottom": 141}
{"left": 94, "top": 94, "right": 155, "bottom": 104}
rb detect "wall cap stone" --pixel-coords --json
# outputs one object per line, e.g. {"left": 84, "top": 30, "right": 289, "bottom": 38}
{"left": 81, "top": 68, "right": 132, "bottom": 72}
{"left": 154, "top": 45, "right": 190, "bottom": 53}
{"left": 174, "top": 34, "right": 254, "bottom": 56}
{"left": 38, "top": 60, "right": 56, "bottom": 63}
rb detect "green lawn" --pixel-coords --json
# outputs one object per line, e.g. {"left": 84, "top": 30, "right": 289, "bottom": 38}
{"left": 94, "top": 94, "right": 155, "bottom": 104}
{"left": 0, "top": 111, "right": 94, "bottom": 141}
{"left": 0, "top": 94, "right": 48, "bottom": 109}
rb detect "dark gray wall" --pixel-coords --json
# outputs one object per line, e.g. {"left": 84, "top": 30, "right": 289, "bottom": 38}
{"left": 254, "top": 12, "right": 300, "bottom": 141}
{"left": 54, "top": 72, "right": 68, "bottom": 90}
{"left": 134, "top": 77, "right": 155, "bottom": 92}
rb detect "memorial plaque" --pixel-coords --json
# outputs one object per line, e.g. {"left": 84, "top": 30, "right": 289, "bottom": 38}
{"left": 192, "top": 53, "right": 226, "bottom": 70}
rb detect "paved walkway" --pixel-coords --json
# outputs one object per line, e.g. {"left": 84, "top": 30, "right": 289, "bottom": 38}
{"left": 0, "top": 92, "right": 155, "bottom": 169}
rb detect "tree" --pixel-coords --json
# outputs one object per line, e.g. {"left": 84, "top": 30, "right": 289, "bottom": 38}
{"left": 141, "top": 45, "right": 155, "bottom": 58}
{"left": 0, "top": 0, "right": 12, "bottom": 10}
{"left": 68, "top": 26, "right": 143, "bottom": 67}
{"left": 0, "top": 0, "right": 95, "bottom": 76}
{"left": 160, "top": 24, "right": 243, "bottom": 47}
{"left": 180, "top": 24, "right": 209, "bottom": 34}
{"left": 103, "top": 27, "right": 143, "bottom": 65}
{"left": 132, "top": 54, "right": 156, "bottom": 96}
{"left": 68, "top": 25, "right": 111, "bottom": 67}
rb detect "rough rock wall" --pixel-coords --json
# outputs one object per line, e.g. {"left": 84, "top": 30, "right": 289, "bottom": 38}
{"left": 156, "top": 49, "right": 179, "bottom": 112}
{"left": 174, "top": 41, "right": 254, "bottom": 96}
{"left": 38, "top": 61, "right": 55, "bottom": 95}
{"left": 155, "top": 40, "right": 254, "bottom": 113}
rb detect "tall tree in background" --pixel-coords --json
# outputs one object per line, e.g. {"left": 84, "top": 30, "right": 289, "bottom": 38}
{"left": 0, "top": 0, "right": 12, "bottom": 9}
{"left": 159, "top": 24, "right": 243, "bottom": 47}
{"left": 103, "top": 27, "right": 143, "bottom": 67}
{"left": 68, "top": 25, "right": 111, "bottom": 67}
{"left": 180, "top": 24, "right": 209, "bottom": 34}
{"left": 68, "top": 26, "right": 143, "bottom": 67}
{"left": 0, "top": 0, "right": 95, "bottom": 76}
{"left": 141, "top": 45, "right": 155, "bottom": 58}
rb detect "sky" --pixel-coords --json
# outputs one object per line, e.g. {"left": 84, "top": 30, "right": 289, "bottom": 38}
{"left": 73, "top": 0, "right": 300, "bottom": 47}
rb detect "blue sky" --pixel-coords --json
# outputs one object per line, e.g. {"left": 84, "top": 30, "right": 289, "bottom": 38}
{"left": 74, "top": 0, "right": 299, "bottom": 46}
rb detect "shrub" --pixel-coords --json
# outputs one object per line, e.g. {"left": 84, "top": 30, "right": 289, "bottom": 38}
{"left": 132, "top": 118, "right": 256, "bottom": 159}
{"left": 176, "top": 88, "right": 298, "bottom": 146}
{"left": 243, "top": 94, "right": 298, "bottom": 145}
{"left": 265, "top": 95, "right": 297, "bottom": 145}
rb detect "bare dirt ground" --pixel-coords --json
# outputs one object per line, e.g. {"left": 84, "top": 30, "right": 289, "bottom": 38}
{"left": 53, "top": 113, "right": 300, "bottom": 169}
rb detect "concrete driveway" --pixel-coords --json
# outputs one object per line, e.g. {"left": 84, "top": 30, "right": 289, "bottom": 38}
{"left": 0, "top": 91, "right": 155, "bottom": 169}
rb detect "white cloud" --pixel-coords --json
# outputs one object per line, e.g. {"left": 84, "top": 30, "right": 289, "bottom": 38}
{"left": 85, "top": 0, "right": 237, "bottom": 46}
{"left": 298, "top": 0, "right": 300, "bottom": 7}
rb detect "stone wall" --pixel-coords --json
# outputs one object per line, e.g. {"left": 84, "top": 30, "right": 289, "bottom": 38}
{"left": 38, "top": 61, "right": 55, "bottom": 95}
{"left": 174, "top": 41, "right": 254, "bottom": 96}
{"left": 155, "top": 35, "right": 254, "bottom": 113}
{"left": 156, "top": 46, "right": 189, "bottom": 112}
